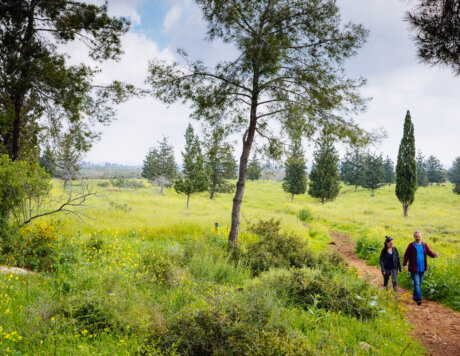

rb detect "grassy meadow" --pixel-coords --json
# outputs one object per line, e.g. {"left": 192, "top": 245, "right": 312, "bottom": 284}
{"left": 1, "top": 178, "right": 459, "bottom": 355}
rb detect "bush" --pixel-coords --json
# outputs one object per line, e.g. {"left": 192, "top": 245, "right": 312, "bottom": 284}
{"left": 355, "top": 236, "right": 381, "bottom": 265}
{"left": 249, "top": 268, "right": 378, "bottom": 319}
{"left": 298, "top": 208, "right": 314, "bottom": 222}
{"left": 140, "top": 253, "right": 176, "bottom": 285}
{"left": 97, "top": 181, "right": 110, "bottom": 187}
{"left": 243, "top": 219, "right": 317, "bottom": 276}
{"left": 148, "top": 290, "right": 313, "bottom": 355}
{"left": 110, "top": 176, "right": 145, "bottom": 189}
{"left": 0, "top": 222, "right": 58, "bottom": 271}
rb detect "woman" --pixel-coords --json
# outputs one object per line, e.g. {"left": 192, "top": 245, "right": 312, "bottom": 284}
{"left": 379, "top": 236, "right": 401, "bottom": 291}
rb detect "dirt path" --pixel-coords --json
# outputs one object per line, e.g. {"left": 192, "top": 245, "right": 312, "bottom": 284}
{"left": 329, "top": 231, "right": 460, "bottom": 356}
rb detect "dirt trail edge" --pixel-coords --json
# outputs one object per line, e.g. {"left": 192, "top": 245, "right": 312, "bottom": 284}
{"left": 329, "top": 231, "right": 460, "bottom": 356}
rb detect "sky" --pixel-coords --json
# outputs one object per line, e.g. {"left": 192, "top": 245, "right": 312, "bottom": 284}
{"left": 77, "top": 0, "right": 459, "bottom": 168}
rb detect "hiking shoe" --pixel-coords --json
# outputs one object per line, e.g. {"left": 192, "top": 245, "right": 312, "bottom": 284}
{"left": 417, "top": 300, "right": 422, "bottom": 306}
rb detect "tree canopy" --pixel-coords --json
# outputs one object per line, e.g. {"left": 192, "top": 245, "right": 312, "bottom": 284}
{"left": 0, "top": 0, "right": 133, "bottom": 161}
{"left": 426, "top": 155, "right": 446, "bottom": 184}
{"left": 148, "top": 0, "right": 372, "bottom": 246}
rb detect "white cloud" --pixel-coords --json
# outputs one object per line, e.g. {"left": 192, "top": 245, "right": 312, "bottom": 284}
{"left": 163, "top": 5, "right": 182, "bottom": 32}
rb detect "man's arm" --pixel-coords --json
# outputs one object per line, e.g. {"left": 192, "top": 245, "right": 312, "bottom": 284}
{"left": 425, "top": 243, "right": 438, "bottom": 258}
{"left": 403, "top": 245, "right": 410, "bottom": 270}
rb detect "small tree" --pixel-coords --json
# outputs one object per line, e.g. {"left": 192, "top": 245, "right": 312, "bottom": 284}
{"left": 222, "top": 150, "right": 238, "bottom": 180}
{"left": 247, "top": 155, "right": 262, "bottom": 181}
{"left": 448, "top": 157, "right": 460, "bottom": 194}
{"left": 396, "top": 111, "right": 417, "bottom": 217}
{"left": 416, "top": 150, "right": 428, "bottom": 187}
{"left": 340, "top": 149, "right": 365, "bottom": 191}
{"left": 174, "top": 125, "right": 208, "bottom": 208}
{"left": 383, "top": 156, "right": 395, "bottom": 185}
{"left": 426, "top": 155, "right": 446, "bottom": 185}
{"left": 282, "top": 140, "right": 307, "bottom": 202}
{"left": 308, "top": 136, "right": 341, "bottom": 204}
{"left": 205, "top": 127, "right": 235, "bottom": 199}
{"left": 142, "top": 137, "right": 177, "bottom": 194}
{"left": 55, "top": 134, "right": 82, "bottom": 188}
{"left": 38, "top": 145, "right": 56, "bottom": 176}
{"left": 362, "top": 153, "right": 385, "bottom": 196}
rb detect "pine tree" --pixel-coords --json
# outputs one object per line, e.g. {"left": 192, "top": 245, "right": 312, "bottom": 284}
{"left": 174, "top": 125, "right": 208, "bottom": 208}
{"left": 396, "top": 111, "right": 417, "bottom": 217}
{"left": 308, "top": 136, "right": 341, "bottom": 204}
{"left": 247, "top": 155, "right": 262, "bottom": 181}
{"left": 55, "top": 134, "right": 82, "bottom": 188}
{"left": 426, "top": 155, "right": 446, "bottom": 185}
{"left": 38, "top": 145, "right": 56, "bottom": 177}
{"left": 340, "top": 149, "right": 365, "bottom": 191}
{"left": 448, "top": 157, "right": 460, "bottom": 194}
{"left": 282, "top": 140, "right": 307, "bottom": 202}
{"left": 222, "top": 151, "right": 238, "bottom": 179}
{"left": 416, "top": 150, "right": 428, "bottom": 187}
{"left": 383, "top": 156, "right": 395, "bottom": 184}
{"left": 362, "top": 153, "right": 385, "bottom": 196}
{"left": 142, "top": 137, "right": 177, "bottom": 194}
{"left": 205, "top": 128, "right": 235, "bottom": 199}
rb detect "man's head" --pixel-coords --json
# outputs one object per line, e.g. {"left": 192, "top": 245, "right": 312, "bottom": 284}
{"left": 414, "top": 231, "right": 422, "bottom": 243}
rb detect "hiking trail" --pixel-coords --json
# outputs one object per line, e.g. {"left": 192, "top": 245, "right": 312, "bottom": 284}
{"left": 328, "top": 231, "right": 460, "bottom": 356}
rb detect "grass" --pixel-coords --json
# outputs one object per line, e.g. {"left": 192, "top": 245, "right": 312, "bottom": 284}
{"left": 2, "top": 178, "right": 458, "bottom": 354}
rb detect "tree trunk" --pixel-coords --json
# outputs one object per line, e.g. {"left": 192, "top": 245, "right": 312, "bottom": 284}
{"left": 403, "top": 202, "right": 408, "bottom": 217}
{"left": 12, "top": 97, "right": 24, "bottom": 161}
{"left": 354, "top": 184, "right": 358, "bottom": 192}
{"left": 371, "top": 188, "right": 374, "bottom": 197}
{"left": 291, "top": 193, "right": 294, "bottom": 202}
{"left": 321, "top": 197, "right": 325, "bottom": 204}
{"left": 210, "top": 190, "right": 214, "bottom": 200}
{"left": 160, "top": 185, "right": 164, "bottom": 195}
{"left": 228, "top": 99, "right": 258, "bottom": 248}
{"left": 186, "top": 194, "right": 190, "bottom": 209}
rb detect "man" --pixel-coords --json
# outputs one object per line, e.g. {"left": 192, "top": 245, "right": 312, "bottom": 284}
{"left": 403, "top": 231, "right": 438, "bottom": 305}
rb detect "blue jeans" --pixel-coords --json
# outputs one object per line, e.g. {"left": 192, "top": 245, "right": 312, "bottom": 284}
{"left": 411, "top": 271, "right": 425, "bottom": 301}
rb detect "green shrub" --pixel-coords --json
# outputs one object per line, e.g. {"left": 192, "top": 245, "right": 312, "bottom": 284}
{"left": 110, "top": 176, "right": 144, "bottom": 189}
{"left": 243, "top": 219, "right": 317, "bottom": 276}
{"left": 249, "top": 268, "right": 378, "bottom": 319}
{"left": 140, "top": 252, "right": 176, "bottom": 285}
{"left": 355, "top": 236, "right": 381, "bottom": 265}
{"left": 0, "top": 222, "right": 58, "bottom": 271}
{"left": 298, "top": 208, "right": 314, "bottom": 222}
{"left": 97, "top": 181, "right": 110, "bottom": 187}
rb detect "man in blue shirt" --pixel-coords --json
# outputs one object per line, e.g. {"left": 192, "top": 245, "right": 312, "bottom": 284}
{"left": 403, "top": 231, "right": 438, "bottom": 306}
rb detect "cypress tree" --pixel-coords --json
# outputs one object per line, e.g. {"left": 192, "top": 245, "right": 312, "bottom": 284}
{"left": 396, "top": 111, "right": 417, "bottom": 217}
{"left": 416, "top": 150, "right": 428, "bottom": 187}
{"left": 308, "top": 136, "right": 341, "bottom": 204}
{"left": 174, "top": 125, "right": 208, "bottom": 208}
{"left": 247, "top": 155, "right": 262, "bottom": 181}
{"left": 142, "top": 137, "right": 177, "bottom": 194}
{"left": 362, "top": 153, "right": 385, "bottom": 196}
{"left": 282, "top": 140, "right": 307, "bottom": 202}
{"left": 448, "top": 157, "right": 460, "bottom": 195}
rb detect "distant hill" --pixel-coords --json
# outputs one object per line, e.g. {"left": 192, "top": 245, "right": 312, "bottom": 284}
{"left": 80, "top": 162, "right": 142, "bottom": 179}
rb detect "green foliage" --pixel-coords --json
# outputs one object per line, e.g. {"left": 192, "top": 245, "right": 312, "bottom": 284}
{"left": 243, "top": 219, "right": 317, "bottom": 276}
{"left": 426, "top": 155, "right": 446, "bottom": 184}
{"left": 416, "top": 150, "right": 428, "bottom": 187}
{"left": 396, "top": 111, "right": 417, "bottom": 217}
{"left": 0, "top": 0, "right": 131, "bottom": 159}
{"left": 362, "top": 153, "right": 385, "bottom": 196}
{"left": 247, "top": 155, "right": 262, "bottom": 181}
{"left": 0, "top": 222, "right": 58, "bottom": 271}
{"left": 0, "top": 154, "right": 50, "bottom": 227}
{"left": 448, "top": 157, "right": 460, "bottom": 194}
{"left": 109, "top": 176, "right": 144, "bottom": 189}
{"left": 282, "top": 140, "right": 307, "bottom": 201}
{"left": 340, "top": 149, "right": 365, "bottom": 190}
{"left": 308, "top": 136, "right": 341, "bottom": 204}
{"left": 383, "top": 156, "right": 395, "bottom": 184}
{"left": 142, "top": 137, "right": 177, "bottom": 189}
{"left": 174, "top": 125, "right": 208, "bottom": 207}
{"left": 204, "top": 127, "right": 236, "bottom": 199}
{"left": 38, "top": 145, "right": 56, "bottom": 176}
{"left": 298, "top": 208, "right": 314, "bottom": 222}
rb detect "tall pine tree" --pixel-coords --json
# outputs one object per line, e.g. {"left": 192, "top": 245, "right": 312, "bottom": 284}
{"left": 174, "top": 125, "right": 208, "bottom": 208}
{"left": 247, "top": 155, "right": 262, "bottom": 181}
{"left": 282, "top": 140, "right": 307, "bottom": 202}
{"left": 362, "top": 153, "right": 385, "bottom": 196}
{"left": 308, "top": 136, "right": 341, "bottom": 204}
{"left": 142, "top": 137, "right": 177, "bottom": 194}
{"left": 340, "top": 149, "right": 365, "bottom": 191}
{"left": 416, "top": 150, "right": 428, "bottom": 187}
{"left": 383, "top": 156, "right": 395, "bottom": 184}
{"left": 396, "top": 111, "right": 417, "bottom": 217}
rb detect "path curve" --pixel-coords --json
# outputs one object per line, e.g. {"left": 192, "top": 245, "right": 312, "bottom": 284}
{"left": 329, "top": 231, "right": 460, "bottom": 356}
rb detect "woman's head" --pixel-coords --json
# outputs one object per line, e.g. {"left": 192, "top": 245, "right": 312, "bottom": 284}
{"left": 384, "top": 236, "right": 394, "bottom": 249}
